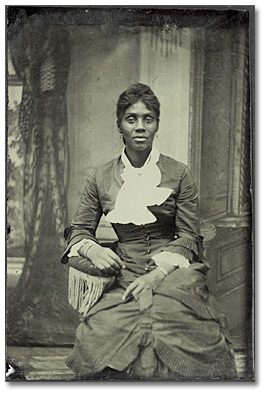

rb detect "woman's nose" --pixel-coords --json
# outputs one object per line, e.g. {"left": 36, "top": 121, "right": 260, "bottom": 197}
{"left": 135, "top": 118, "right": 145, "bottom": 131}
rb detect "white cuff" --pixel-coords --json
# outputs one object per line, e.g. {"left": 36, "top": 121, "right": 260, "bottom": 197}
{"left": 152, "top": 251, "right": 190, "bottom": 269}
{"left": 67, "top": 239, "right": 98, "bottom": 258}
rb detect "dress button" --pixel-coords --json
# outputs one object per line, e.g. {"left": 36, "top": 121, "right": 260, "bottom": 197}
{"left": 147, "top": 249, "right": 151, "bottom": 254}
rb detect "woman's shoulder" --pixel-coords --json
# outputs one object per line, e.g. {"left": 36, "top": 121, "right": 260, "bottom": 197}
{"left": 84, "top": 156, "right": 120, "bottom": 181}
{"left": 159, "top": 153, "right": 189, "bottom": 176}
{"left": 97, "top": 155, "right": 122, "bottom": 173}
{"left": 158, "top": 154, "right": 196, "bottom": 191}
{"left": 87, "top": 156, "right": 122, "bottom": 183}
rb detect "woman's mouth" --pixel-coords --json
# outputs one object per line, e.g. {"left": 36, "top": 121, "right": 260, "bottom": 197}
{"left": 134, "top": 137, "right": 147, "bottom": 142}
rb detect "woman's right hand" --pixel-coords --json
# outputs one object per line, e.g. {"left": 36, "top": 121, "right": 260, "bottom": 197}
{"left": 86, "top": 245, "right": 125, "bottom": 273}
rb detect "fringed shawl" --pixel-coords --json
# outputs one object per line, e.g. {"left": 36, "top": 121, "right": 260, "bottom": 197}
{"left": 68, "top": 267, "right": 115, "bottom": 317}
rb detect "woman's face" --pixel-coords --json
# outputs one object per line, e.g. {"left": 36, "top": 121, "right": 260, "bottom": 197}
{"left": 119, "top": 100, "right": 158, "bottom": 153}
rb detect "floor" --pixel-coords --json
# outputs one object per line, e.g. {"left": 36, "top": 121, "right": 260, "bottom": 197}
{"left": 6, "top": 347, "right": 76, "bottom": 381}
{"left": 6, "top": 346, "right": 249, "bottom": 382}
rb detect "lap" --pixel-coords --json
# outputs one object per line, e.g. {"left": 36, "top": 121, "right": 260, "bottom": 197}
{"left": 68, "top": 266, "right": 236, "bottom": 378}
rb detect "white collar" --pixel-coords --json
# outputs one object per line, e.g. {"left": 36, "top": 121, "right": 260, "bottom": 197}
{"left": 106, "top": 146, "right": 173, "bottom": 225}
{"left": 121, "top": 146, "right": 160, "bottom": 172}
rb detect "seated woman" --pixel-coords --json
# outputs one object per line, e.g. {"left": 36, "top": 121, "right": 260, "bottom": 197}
{"left": 61, "top": 83, "right": 237, "bottom": 380}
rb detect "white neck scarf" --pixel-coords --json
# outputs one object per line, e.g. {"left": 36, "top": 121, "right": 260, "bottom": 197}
{"left": 105, "top": 146, "right": 173, "bottom": 225}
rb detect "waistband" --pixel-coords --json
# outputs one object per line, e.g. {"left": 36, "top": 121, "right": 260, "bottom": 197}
{"left": 113, "top": 223, "right": 175, "bottom": 244}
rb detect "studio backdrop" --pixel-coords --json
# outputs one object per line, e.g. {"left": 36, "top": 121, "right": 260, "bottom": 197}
{"left": 6, "top": 7, "right": 253, "bottom": 376}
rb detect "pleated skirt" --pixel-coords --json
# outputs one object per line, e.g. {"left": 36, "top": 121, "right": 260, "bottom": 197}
{"left": 66, "top": 263, "right": 237, "bottom": 380}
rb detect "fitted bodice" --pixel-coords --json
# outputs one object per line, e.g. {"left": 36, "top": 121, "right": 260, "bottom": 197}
{"left": 62, "top": 153, "right": 200, "bottom": 265}
{"left": 112, "top": 215, "right": 176, "bottom": 244}
{"left": 112, "top": 221, "right": 176, "bottom": 274}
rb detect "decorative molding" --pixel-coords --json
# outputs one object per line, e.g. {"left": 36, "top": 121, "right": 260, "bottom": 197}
{"left": 213, "top": 215, "right": 251, "bottom": 228}
{"left": 189, "top": 27, "right": 251, "bottom": 223}
{"left": 239, "top": 37, "right": 251, "bottom": 215}
{"left": 217, "top": 281, "right": 247, "bottom": 302}
{"left": 188, "top": 29, "right": 205, "bottom": 195}
{"left": 230, "top": 29, "right": 250, "bottom": 216}
{"left": 217, "top": 239, "right": 249, "bottom": 280}
{"left": 206, "top": 225, "right": 251, "bottom": 292}
{"left": 199, "top": 221, "right": 216, "bottom": 242}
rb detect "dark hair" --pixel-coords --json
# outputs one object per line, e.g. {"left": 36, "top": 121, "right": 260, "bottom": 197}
{"left": 116, "top": 83, "right": 160, "bottom": 127}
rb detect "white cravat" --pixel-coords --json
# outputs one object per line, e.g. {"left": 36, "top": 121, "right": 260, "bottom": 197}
{"left": 105, "top": 146, "right": 173, "bottom": 225}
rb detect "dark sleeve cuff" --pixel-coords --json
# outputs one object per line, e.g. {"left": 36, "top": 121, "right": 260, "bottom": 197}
{"left": 61, "top": 227, "right": 99, "bottom": 264}
{"left": 165, "top": 236, "right": 203, "bottom": 262}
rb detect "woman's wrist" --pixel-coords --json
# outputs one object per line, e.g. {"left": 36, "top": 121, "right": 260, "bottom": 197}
{"left": 156, "top": 262, "right": 177, "bottom": 276}
{"left": 154, "top": 263, "right": 176, "bottom": 279}
{"left": 155, "top": 267, "right": 167, "bottom": 277}
{"left": 78, "top": 241, "right": 99, "bottom": 260}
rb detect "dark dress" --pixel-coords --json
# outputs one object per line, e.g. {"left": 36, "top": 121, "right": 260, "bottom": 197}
{"left": 62, "top": 153, "right": 237, "bottom": 380}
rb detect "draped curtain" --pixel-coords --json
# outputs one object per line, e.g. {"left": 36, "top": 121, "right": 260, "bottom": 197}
{"left": 7, "top": 20, "right": 78, "bottom": 345}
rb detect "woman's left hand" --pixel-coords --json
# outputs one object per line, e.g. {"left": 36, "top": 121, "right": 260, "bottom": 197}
{"left": 122, "top": 269, "right": 165, "bottom": 302}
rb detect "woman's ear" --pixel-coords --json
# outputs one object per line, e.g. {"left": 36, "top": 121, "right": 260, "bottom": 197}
{"left": 118, "top": 124, "right": 123, "bottom": 141}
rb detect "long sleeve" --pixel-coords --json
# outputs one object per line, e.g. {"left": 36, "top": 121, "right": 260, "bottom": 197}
{"left": 61, "top": 169, "right": 103, "bottom": 264}
{"left": 165, "top": 165, "right": 200, "bottom": 262}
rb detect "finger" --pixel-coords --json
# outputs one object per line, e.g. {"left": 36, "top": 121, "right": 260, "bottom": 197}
{"left": 108, "top": 260, "right": 121, "bottom": 272}
{"left": 95, "top": 261, "right": 118, "bottom": 276}
{"left": 122, "top": 281, "right": 138, "bottom": 301}
{"left": 106, "top": 249, "right": 125, "bottom": 268}
{"left": 98, "top": 260, "right": 114, "bottom": 270}
{"left": 100, "top": 255, "right": 121, "bottom": 270}
{"left": 132, "top": 284, "right": 146, "bottom": 299}
{"left": 94, "top": 263, "right": 107, "bottom": 271}
{"left": 122, "top": 286, "right": 132, "bottom": 301}
{"left": 106, "top": 250, "right": 126, "bottom": 269}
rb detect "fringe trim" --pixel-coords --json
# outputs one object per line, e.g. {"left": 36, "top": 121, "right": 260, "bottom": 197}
{"left": 68, "top": 267, "right": 115, "bottom": 317}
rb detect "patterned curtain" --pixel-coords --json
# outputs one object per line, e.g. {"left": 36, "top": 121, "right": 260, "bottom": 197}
{"left": 7, "top": 21, "right": 78, "bottom": 345}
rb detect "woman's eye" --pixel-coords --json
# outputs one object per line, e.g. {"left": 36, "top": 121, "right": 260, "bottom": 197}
{"left": 145, "top": 117, "right": 154, "bottom": 123}
{"left": 127, "top": 117, "right": 136, "bottom": 124}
